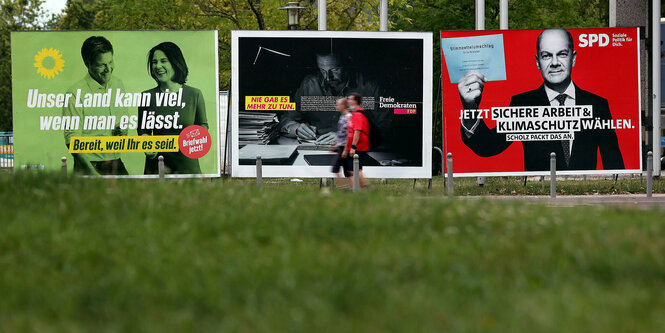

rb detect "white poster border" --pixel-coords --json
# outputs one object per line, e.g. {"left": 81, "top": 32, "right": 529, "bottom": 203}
{"left": 231, "top": 30, "right": 433, "bottom": 178}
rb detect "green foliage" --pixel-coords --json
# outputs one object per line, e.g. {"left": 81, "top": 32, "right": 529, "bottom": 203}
{"left": 1, "top": 172, "right": 665, "bottom": 331}
{"left": 0, "top": 0, "right": 45, "bottom": 131}
{"left": 57, "top": 0, "right": 99, "bottom": 30}
{"left": 0, "top": 0, "right": 615, "bottom": 133}
{"left": 54, "top": 0, "right": 392, "bottom": 91}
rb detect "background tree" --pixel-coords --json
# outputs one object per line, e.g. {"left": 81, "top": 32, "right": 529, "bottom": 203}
{"left": 1, "top": 0, "right": 613, "bottom": 138}
{"left": 53, "top": 0, "right": 389, "bottom": 92}
{"left": 0, "top": 0, "right": 45, "bottom": 131}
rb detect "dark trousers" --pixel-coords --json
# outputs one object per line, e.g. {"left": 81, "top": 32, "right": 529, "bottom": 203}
{"left": 74, "top": 158, "right": 128, "bottom": 175}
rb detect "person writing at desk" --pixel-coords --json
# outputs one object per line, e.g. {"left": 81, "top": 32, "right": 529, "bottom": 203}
{"left": 457, "top": 28, "right": 624, "bottom": 171}
{"left": 280, "top": 52, "right": 380, "bottom": 146}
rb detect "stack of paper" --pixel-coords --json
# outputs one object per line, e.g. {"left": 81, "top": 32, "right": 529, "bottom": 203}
{"left": 296, "top": 139, "right": 334, "bottom": 151}
{"left": 238, "top": 144, "right": 298, "bottom": 165}
{"left": 238, "top": 111, "right": 279, "bottom": 146}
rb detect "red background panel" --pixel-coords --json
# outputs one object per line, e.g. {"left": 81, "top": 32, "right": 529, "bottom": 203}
{"left": 441, "top": 28, "right": 641, "bottom": 175}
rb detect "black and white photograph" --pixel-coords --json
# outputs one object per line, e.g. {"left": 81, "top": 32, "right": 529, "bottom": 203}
{"left": 231, "top": 31, "right": 432, "bottom": 178}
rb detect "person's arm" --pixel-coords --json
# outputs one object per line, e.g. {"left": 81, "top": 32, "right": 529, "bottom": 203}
{"left": 137, "top": 92, "right": 156, "bottom": 159}
{"left": 137, "top": 93, "right": 151, "bottom": 137}
{"left": 67, "top": 149, "right": 98, "bottom": 174}
{"left": 63, "top": 90, "right": 98, "bottom": 175}
{"left": 457, "top": 70, "right": 487, "bottom": 138}
{"left": 114, "top": 80, "right": 129, "bottom": 136}
{"left": 348, "top": 130, "right": 361, "bottom": 157}
{"left": 315, "top": 132, "right": 336, "bottom": 145}
{"left": 342, "top": 115, "right": 354, "bottom": 158}
{"left": 457, "top": 70, "right": 514, "bottom": 158}
{"left": 596, "top": 98, "right": 625, "bottom": 170}
{"left": 344, "top": 113, "right": 362, "bottom": 156}
{"left": 194, "top": 88, "right": 208, "bottom": 130}
{"left": 280, "top": 78, "right": 316, "bottom": 139}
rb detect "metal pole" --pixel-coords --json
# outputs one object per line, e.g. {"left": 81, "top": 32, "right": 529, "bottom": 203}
{"left": 61, "top": 156, "right": 67, "bottom": 176}
{"left": 550, "top": 152, "right": 556, "bottom": 198}
{"left": 609, "top": 0, "right": 616, "bottom": 27}
{"left": 477, "top": 176, "right": 485, "bottom": 186}
{"left": 447, "top": 153, "right": 453, "bottom": 196}
{"left": 474, "top": 0, "right": 484, "bottom": 189}
{"left": 353, "top": 154, "right": 360, "bottom": 191}
{"left": 473, "top": 0, "right": 484, "bottom": 193}
{"left": 318, "top": 0, "right": 326, "bottom": 31}
{"left": 158, "top": 155, "right": 165, "bottom": 180}
{"left": 256, "top": 155, "right": 262, "bottom": 189}
{"left": 475, "top": 0, "right": 485, "bottom": 30}
{"left": 380, "top": 0, "right": 388, "bottom": 31}
{"left": 647, "top": 151, "right": 653, "bottom": 197}
{"left": 433, "top": 147, "right": 444, "bottom": 189}
{"left": 499, "top": 0, "right": 508, "bottom": 30}
{"left": 433, "top": 147, "right": 443, "bottom": 175}
{"left": 652, "top": 0, "right": 661, "bottom": 175}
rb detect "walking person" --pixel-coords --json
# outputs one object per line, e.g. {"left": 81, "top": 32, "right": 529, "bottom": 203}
{"left": 342, "top": 92, "right": 370, "bottom": 189}
{"left": 330, "top": 98, "right": 352, "bottom": 189}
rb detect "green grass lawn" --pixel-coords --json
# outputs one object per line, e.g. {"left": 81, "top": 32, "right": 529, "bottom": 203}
{"left": 1, "top": 172, "right": 665, "bottom": 332}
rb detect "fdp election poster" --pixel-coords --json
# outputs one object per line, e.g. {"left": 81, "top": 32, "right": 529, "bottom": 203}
{"left": 231, "top": 30, "right": 432, "bottom": 178}
{"left": 441, "top": 28, "right": 641, "bottom": 176}
{"left": 11, "top": 31, "right": 220, "bottom": 177}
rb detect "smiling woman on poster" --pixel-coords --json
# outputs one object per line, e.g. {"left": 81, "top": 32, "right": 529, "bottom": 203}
{"left": 138, "top": 42, "right": 209, "bottom": 174}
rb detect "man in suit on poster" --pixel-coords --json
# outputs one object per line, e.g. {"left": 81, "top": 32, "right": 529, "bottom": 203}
{"left": 457, "top": 28, "right": 624, "bottom": 171}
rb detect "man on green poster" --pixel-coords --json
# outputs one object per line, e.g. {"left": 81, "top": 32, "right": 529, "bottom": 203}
{"left": 62, "top": 36, "right": 129, "bottom": 175}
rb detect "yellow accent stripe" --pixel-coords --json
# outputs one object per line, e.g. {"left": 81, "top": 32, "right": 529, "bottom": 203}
{"left": 68, "top": 136, "right": 179, "bottom": 153}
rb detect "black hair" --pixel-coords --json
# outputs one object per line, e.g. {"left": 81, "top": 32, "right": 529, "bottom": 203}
{"left": 81, "top": 36, "right": 113, "bottom": 67}
{"left": 349, "top": 92, "right": 362, "bottom": 105}
{"left": 147, "top": 42, "right": 189, "bottom": 84}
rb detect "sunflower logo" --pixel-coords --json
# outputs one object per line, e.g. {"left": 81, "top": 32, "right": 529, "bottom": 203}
{"left": 34, "top": 48, "right": 65, "bottom": 79}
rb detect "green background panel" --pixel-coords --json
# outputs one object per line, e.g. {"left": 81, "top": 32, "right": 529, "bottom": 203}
{"left": 11, "top": 30, "right": 219, "bottom": 176}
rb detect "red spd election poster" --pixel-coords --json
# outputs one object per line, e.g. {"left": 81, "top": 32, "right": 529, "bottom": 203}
{"left": 441, "top": 28, "right": 641, "bottom": 176}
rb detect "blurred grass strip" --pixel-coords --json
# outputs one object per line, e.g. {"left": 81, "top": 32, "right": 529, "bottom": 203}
{"left": 0, "top": 172, "right": 664, "bottom": 332}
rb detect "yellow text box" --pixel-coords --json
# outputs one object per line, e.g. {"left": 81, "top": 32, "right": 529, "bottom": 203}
{"left": 68, "top": 136, "right": 179, "bottom": 153}
{"left": 245, "top": 96, "right": 295, "bottom": 111}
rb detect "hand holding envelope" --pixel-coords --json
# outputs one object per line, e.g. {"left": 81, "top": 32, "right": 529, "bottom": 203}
{"left": 442, "top": 34, "right": 505, "bottom": 132}
{"left": 457, "top": 70, "right": 487, "bottom": 110}
{"left": 457, "top": 70, "right": 487, "bottom": 133}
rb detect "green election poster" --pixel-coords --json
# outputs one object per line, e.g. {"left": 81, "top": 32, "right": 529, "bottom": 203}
{"left": 11, "top": 30, "right": 219, "bottom": 177}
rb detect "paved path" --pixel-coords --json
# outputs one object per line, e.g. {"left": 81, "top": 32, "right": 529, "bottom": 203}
{"left": 459, "top": 194, "right": 665, "bottom": 210}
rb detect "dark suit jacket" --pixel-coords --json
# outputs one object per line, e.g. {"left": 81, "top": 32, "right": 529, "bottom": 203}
{"left": 461, "top": 84, "right": 625, "bottom": 171}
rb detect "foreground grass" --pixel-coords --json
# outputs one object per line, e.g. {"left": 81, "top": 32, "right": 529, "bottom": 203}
{"left": 1, "top": 172, "right": 665, "bottom": 332}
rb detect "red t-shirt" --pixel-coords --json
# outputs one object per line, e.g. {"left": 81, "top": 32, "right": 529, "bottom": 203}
{"left": 346, "top": 109, "right": 370, "bottom": 152}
